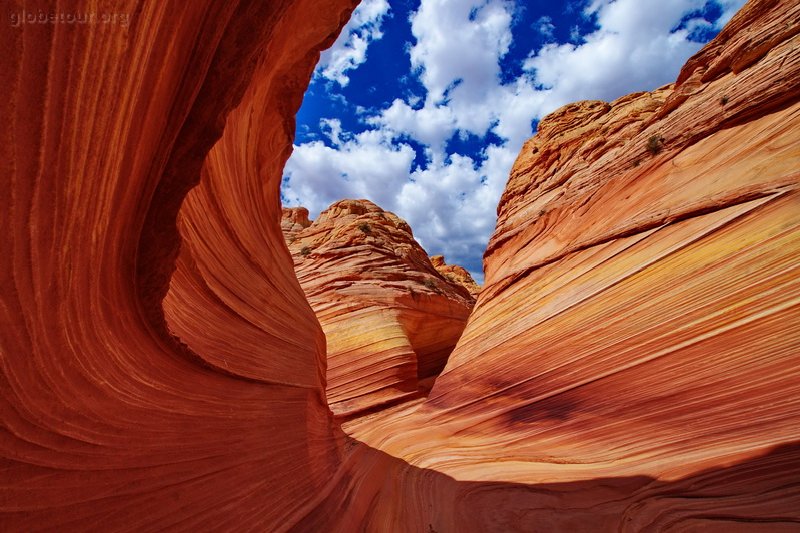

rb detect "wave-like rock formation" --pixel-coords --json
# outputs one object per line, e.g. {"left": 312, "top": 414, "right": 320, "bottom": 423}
{"left": 431, "top": 255, "right": 482, "bottom": 297}
{"left": 1, "top": 0, "right": 358, "bottom": 529}
{"left": 347, "top": 0, "right": 800, "bottom": 527}
{"left": 282, "top": 200, "right": 474, "bottom": 417}
{"left": 2, "top": 0, "right": 799, "bottom": 530}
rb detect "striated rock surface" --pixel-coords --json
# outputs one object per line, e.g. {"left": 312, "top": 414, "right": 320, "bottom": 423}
{"left": 349, "top": 0, "right": 800, "bottom": 528}
{"left": 0, "top": 0, "right": 358, "bottom": 529}
{"left": 282, "top": 200, "right": 475, "bottom": 417}
{"left": 3, "top": 0, "right": 799, "bottom": 530}
{"left": 282, "top": 206, "right": 312, "bottom": 242}
{"left": 431, "top": 255, "right": 482, "bottom": 297}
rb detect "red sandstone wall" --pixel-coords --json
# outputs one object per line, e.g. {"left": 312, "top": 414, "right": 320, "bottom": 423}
{"left": 0, "top": 1, "right": 356, "bottom": 529}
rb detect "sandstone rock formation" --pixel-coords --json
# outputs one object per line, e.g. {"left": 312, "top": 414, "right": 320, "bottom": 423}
{"left": 282, "top": 206, "right": 312, "bottom": 242}
{"left": 348, "top": 0, "right": 800, "bottom": 527}
{"left": 1, "top": 0, "right": 358, "bottom": 529}
{"left": 282, "top": 200, "right": 475, "bottom": 417}
{"left": 2, "top": 0, "right": 799, "bottom": 530}
{"left": 431, "top": 254, "right": 482, "bottom": 297}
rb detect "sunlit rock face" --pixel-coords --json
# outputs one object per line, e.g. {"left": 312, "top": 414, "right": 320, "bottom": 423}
{"left": 282, "top": 206, "right": 313, "bottom": 242}
{"left": 2, "top": 0, "right": 799, "bottom": 530}
{"left": 282, "top": 199, "right": 475, "bottom": 417}
{"left": 430, "top": 255, "right": 482, "bottom": 297}
{"left": 348, "top": 0, "right": 800, "bottom": 527}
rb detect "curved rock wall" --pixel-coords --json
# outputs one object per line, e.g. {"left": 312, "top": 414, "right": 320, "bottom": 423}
{"left": 2, "top": 0, "right": 799, "bottom": 530}
{"left": 0, "top": 0, "right": 356, "bottom": 530}
{"left": 352, "top": 0, "right": 800, "bottom": 515}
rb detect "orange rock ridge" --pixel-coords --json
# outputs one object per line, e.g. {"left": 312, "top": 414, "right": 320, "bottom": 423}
{"left": 282, "top": 199, "right": 475, "bottom": 417}
{"left": 348, "top": 0, "right": 800, "bottom": 527}
{"left": 1, "top": 0, "right": 799, "bottom": 530}
{"left": 431, "top": 254, "right": 482, "bottom": 297}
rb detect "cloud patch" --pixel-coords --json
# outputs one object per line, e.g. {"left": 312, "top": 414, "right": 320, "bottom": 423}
{"left": 284, "top": 0, "right": 747, "bottom": 281}
{"left": 316, "top": 0, "right": 391, "bottom": 87}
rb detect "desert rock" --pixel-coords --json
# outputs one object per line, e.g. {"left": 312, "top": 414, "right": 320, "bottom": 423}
{"left": 430, "top": 255, "right": 482, "bottom": 297}
{"left": 351, "top": 2, "right": 800, "bottom": 527}
{"left": 283, "top": 200, "right": 475, "bottom": 417}
{"left": 1, "top": 1, "right": 358, "bottom": 529}
{"left": 2, "top": 0, "right": 798, "bottom": 530}
{"left": 282, "top": 206, "right": 312, "bottom": 242}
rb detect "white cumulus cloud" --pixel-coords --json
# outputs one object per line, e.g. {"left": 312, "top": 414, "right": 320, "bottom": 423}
{"left": 316, "top": 0, "right": 391, "bottom": 87}
{"left": 283, "top": 121, "right": 417, "bottom": 218}
{"left": 284, "top": 0, "right": 748, "bottom": 281}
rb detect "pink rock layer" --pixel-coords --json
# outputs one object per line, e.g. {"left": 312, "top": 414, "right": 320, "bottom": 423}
{"left": 2, "top": 0, "right": 798, "bottom": 530}
{"left": 282, "top": 200, "right": 475, "bottom": 417}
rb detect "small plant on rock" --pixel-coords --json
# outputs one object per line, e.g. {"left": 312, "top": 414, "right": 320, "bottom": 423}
{"left": 646, "top": 134, "right": 664, "bottom": 155}
{"left": 358, "top": 222, "right": 372, "bottom": 234}
{"left": 300, "top": 246, "right": 312, "bottom": 256}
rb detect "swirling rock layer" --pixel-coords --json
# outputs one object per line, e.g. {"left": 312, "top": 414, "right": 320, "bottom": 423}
{"left": 2, "top": 0, "right": 799, "bottom": 530}
{"left": 1, "top": 0, "right": 357, "bottom": 530}
{"left": 348, "top": 0, "right": 800, "bottom": 527}
{"left": 282, "top": 200, "right": 475, "bottom": 417}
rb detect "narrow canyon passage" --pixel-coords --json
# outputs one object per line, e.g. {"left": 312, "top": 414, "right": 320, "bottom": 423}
{"left": 1, "top": 0, "right": 799, "bottom": 531}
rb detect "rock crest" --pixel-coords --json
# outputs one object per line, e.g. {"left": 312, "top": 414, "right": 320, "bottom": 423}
{"left": 430, "top": 255, "right": 482, "bottom": 297}
{"left": 282, "top": 199, "right": 474, "bottom": 416}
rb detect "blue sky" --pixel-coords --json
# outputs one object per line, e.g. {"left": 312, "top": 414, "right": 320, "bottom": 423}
{"left": 282, "top": 0, "right": 746, "bottom": 282}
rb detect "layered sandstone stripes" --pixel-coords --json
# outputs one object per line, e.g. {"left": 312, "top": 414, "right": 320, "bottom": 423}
{"left": 1, "top": 0, "right": 357, "bottom": 529}
{"left": 282, "top": 200, "right": 474, "bottom": 417}
{"left": 349, "top": 0, "right": 800, "bottom": 524}
{"left": 1, "top": 0, "right": 799, "bottom": 530}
